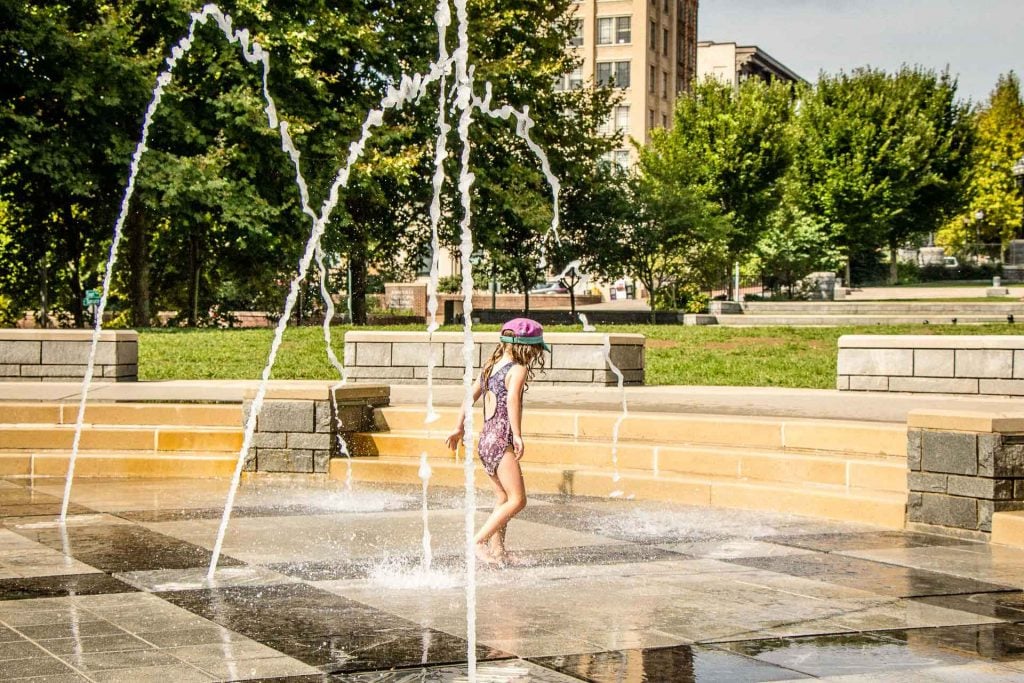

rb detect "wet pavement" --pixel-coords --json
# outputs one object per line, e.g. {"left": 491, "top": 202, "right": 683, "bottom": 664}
{"left": 2, "top": 478, "right": 1024, "bottom": 681}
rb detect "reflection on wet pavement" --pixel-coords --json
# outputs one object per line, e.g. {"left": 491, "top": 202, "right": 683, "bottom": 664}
{"left": 1, "top": 476, "right": 1024, "bottom": 681}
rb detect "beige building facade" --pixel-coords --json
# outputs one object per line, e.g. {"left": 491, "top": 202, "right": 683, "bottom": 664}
{"left": 696, "top": 41, "right": 804, "bottom": 88}
{"left": 563, "top": 0, "right": 699, "bottom": 167}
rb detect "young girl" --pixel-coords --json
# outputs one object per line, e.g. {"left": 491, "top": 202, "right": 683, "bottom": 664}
{"left": 445, "top": 318, "right": 549, "bottom": 565}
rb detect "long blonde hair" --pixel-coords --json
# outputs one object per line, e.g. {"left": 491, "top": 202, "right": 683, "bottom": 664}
{"left": 480, "top": 335, "right": 547, "bottom": 389}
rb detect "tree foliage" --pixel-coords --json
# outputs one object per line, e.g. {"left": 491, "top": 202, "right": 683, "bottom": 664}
{"left": 938, "top": 72, "right": 1024, "bottom": 255}
{"left": 789, "top": 67, "right": 973, "bottom": 283}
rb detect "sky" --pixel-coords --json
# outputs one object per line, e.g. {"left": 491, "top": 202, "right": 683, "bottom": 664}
{"left": 698, "top": 0, "right": 1024, "bottom": 104}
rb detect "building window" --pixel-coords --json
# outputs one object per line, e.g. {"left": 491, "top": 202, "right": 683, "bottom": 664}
{"left": 614, "top": 150, "right": 630, "bottom": 169}
{"left": 649, "top": 65, "right": 655, "bottom": 92}
{"left": 597, "top": 61, "right": 630, "bottom": 88}
{"left": 662, "top": 71, "right": 668, "bottom": 98}
{"left": 570, "top": 19, "right": 583, "bottom": 47}
{"left": 649, "top": 20, "right": 656, "bottom": 50}
{"left": 663, "top": 28, "right": 669, "bottom": 56}
{"left": 662, "top": 114, "right": 668, "bottom": 128}
{"left": 664, "top": 0, "right": 670, "bottom": 12}
{"left": 598, "top": 16, "right": 631, "bottom": 44}
{"left": 649, "top": 109, "right": 655, "bottom": 128}
{"left": 554, "top": 66, "right": 584, "bottom": 92}
{"left": 615, "top": 105, "right": 630, "bottom": 132}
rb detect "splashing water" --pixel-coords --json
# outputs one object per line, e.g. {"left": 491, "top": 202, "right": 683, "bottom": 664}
{"left": 69, "top": 3, "right": 563, "bottom": 680}
{"left": 579, "top": 312, "right": 596, "bottom": 332}
{"left": 368, "top": 557, "right": 461, "bottom": 591}
{"left": 418, "top": 451, "right": 434, "bottom": 570}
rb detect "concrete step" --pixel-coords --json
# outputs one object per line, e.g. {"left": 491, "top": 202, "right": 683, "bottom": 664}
{"left": 375, "top": 406, "right": 907, "bottom": 458}
{"left": 992, "top": 511, "right": 1024, "bottom": 548}
{"left": 0, "top": 424, "right": 243, "bottom": 453}
{"left": 333, "top": 457, "right": 906, "bottom": 528}
{"left": 0, "top": 402, "right": 241, "bottom": 427}
{"left": 742, "top": 302, "right": 1024, "bottom": 315}
{"left": 715, "top": 314, "right": 1013, "bottom": 326}
{"left": 347, "top": 432, "right": 906, "bottom": 493}
{"left": 0, "top": 449, "right": 236, "bottom": 478}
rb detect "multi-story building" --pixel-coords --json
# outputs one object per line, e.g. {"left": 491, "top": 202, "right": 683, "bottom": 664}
{"left": 696, "top": 41, "right": 804, "bottom": 88}
{"left": 561, "top": 0, "right": 699, "bottom": 167}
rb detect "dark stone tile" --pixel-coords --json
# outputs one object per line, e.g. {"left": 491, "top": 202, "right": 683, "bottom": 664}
{"left": 39, "top": 632, "right": 153, "bottom": 655}
{"left": 717, "top": 631, "right": 976, "bottom": 677}
{"left": 17, "top": 620, "right": 126, "bottom": 641}
{"left": 0, "top": 487, "right": 93, "bottom": 518}
{"left": 159, "top": 583, "right": 508, "bottom": 672}
{"left": 10, "top": 523, "right": 244, "bottom": 572}
{"left": 771, "top": 531, "right": 981, "bottom": 553}
{"left": 0, "top": 639, "right": 44, "bottom": 660}
{"left": 330, "top": 660, "right": 580, "bottom": 681}
{"left": 0, "top": 655, "right": 78, "bottom": 678}
{"left": 0, "top": 624, "right": 24, "bottom": 642}
{"left": 727, "top": 553, "right": 1016, "bottom": 598}
{"left": 530, "top": 644, "right": 810, "bottom": 682}
{"left": 914, "top": 592, "right": 1024, "bottom": 622}
{"left": 877, "top": 623, "right": 1024, "bottom": 663}
{"left": 0, "top": 573, "right": 138, "bottom": 601}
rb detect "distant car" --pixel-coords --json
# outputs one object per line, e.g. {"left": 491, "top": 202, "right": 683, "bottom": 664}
{"left": 943, "top": 256, "right": 959, "bottom": 268}
{"left": 530, "top": 281, "right": 569, "bottom": 295}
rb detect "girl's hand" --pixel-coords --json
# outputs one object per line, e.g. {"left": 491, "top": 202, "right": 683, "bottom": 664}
{"left": 445, "top": 429, "right": 464, "bottom": 452}
{"left": 512, "top": 434, "right": 525, "bottom": 459}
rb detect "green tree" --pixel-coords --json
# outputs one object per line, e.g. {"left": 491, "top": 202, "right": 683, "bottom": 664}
{"left": 790, "top": 67, "right": 973, "bottom": 284}
{"left": 603, "top": 142, "right": 728, "bottom": 320}
{"left": 0, "top": 0, "right": 163, "bottom": 326}
{"left": 938, "top": 72, "right": 1024, "bottom": 259}
{"left": 657, "top": 77, "right": 795, "bottom": 292}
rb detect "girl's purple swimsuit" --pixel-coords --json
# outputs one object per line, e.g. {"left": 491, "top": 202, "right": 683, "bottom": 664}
{"left": 477, "top": 362, "right": 517, "bottom": 476}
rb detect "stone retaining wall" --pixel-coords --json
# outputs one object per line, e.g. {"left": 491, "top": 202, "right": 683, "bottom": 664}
{"left": 243, "top": 384, "right": 389, "bottom": 473}
{"left": 0, "top": 330, "right": 138, "bottom": 382}
{"left": 907, "top": 410, "right": 1024, "bottom": 535}
{"left": 838, "top": 335, "right": 1024, "bottom": 395}
{"left": 343, "top": 331, "right": 645, "bottom": 385}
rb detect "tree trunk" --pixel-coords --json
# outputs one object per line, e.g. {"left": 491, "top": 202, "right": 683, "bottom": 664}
{"left": 38, "top": 259, "right": 49, "bottom": 329}
{"left": 126, "top": 210, "right": 150, "bottom": 327}
{"left": 888, "top": 244, "right": 898, "bottom": 285}
{"left": 349, "top": 238, "right": 368, "bottom": 326}
{"left": 66, "top": 209, "right": 84, "bottom": 328}
{"left": 187, "top": 231, "right": 201, "bottom": 327}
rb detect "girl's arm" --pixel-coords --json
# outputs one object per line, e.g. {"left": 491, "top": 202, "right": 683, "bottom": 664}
{"left": 506, "top": 365, "right": 528, "bottom": 458}
{"left": 444, "top": 375, "right": 483, "bottom": 451}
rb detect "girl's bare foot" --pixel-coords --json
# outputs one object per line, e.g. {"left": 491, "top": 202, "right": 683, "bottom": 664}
{"left": 475, "top": 542, "right": 498, "bottom": 566}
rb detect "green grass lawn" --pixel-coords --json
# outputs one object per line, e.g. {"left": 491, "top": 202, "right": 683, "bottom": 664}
{"left": 139, "top": 323, "right": 1022, "bottom": 389}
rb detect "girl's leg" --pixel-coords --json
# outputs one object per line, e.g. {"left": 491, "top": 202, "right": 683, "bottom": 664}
{"left": 473, "top": 451, "right": 526, "bottom": 549}
{"left": 485, "top": 471, "right": 509, "bottom": 560}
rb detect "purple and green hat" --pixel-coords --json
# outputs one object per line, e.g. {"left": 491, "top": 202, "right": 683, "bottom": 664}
{"left": 500, "top": 317, "right": 551, "bottom": 352}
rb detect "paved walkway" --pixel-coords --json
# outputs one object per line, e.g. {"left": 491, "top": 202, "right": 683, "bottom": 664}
{"left": 4, "top": 381, "right": 1023, "bottom": 424}
{"left": 3, "top": 477, "right": 1024, "bottom": 681}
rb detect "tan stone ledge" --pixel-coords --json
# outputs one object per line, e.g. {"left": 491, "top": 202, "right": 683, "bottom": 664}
{"left": 0, "top": 330, "right": 138, "bottom": 342}
{"left": 242, "top": 382, "right": 389, "bottom": 402}
{"left": 907, "top": 409, "right": 1024, "bottom": 433}
{"left": 344, "top": 331, "right": 645, "bottom": 345}
{"left": 840, "top": 335, "right": 1024, "bottom": 350}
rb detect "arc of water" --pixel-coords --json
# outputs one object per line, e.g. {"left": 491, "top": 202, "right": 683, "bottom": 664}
{"left": 59, "top": 5, "right": 283, "bottom": 520}
{"left": 603, "top": 335, "right": 628, "bottom": 497}
{"left": 472, "top": 84, "right": 561, "bottom": 245}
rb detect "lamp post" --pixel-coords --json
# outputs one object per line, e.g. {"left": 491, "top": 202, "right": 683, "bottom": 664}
{"left": 974, "top": 209, "right": 985, "bottom": 265}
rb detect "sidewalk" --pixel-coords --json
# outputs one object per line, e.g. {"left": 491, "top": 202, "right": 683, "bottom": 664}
{"left": 3, "top": 380, "right": 1022, "bottom": 424}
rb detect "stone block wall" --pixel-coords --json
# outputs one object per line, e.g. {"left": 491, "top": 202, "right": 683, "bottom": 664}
{"left": 344, "top": 331, "right": 645, "bottom": 385}
{"left": 0, "top": 330, "right": 138, "bottom": 382}
{"left": 243, "top": 384, "right": 389, "bottom": 474}
{"left": 907, "top": 410, "right": 1024, "bottom": 534}
{"left": 838, "top": 335, "right": 1024, "bottom": 395}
